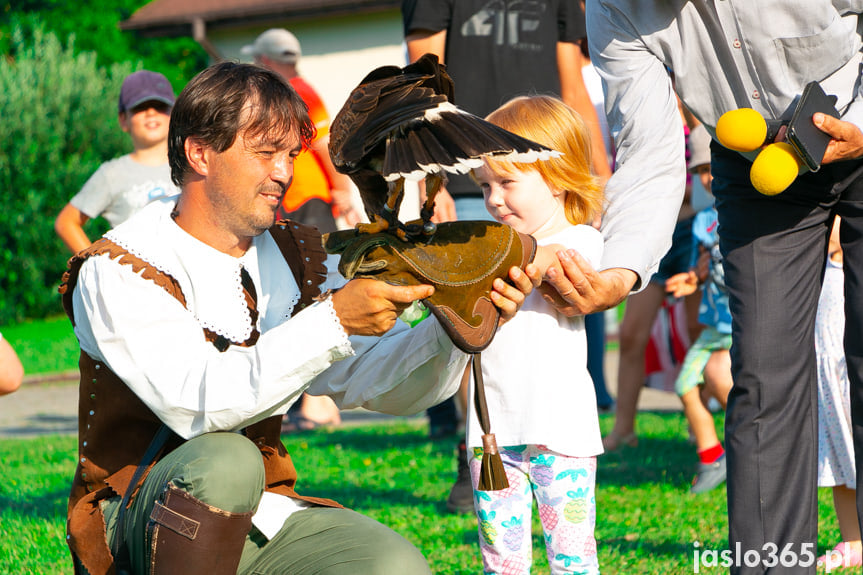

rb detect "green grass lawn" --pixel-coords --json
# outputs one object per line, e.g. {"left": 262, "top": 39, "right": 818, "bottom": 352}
{"left": 0, "top": 312, "right": 850, "bottom": 573}
{"left": 2, "top": 315, "right": 79, "bottom": 376}
{"left": 0, "top": 413, "right": 851, "bottom": 574}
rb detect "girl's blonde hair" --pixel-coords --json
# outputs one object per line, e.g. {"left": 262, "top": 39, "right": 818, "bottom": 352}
{"left": 482, "top": 95, "right": 604, "bottom": 226}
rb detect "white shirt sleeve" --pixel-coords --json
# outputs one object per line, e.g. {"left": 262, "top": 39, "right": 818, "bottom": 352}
{"left": 303, "top": 254, "right": 468, "bottom": 414}
{"left": 72, "top": 251, "right": 467, "bottom": 439}
{"left": 308, "top": 316, "right": 468, "bottom": 417}
{"left": 73, "top": 253, "right": 353, "bottom": 439}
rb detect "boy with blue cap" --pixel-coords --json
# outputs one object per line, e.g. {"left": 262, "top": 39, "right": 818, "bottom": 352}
{"left": 55, "top": 70, "right": 179, "bottom": 253}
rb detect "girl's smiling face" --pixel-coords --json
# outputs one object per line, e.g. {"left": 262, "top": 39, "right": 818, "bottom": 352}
{"left": 474, "top": 162, "right": 567, "bottom": 237}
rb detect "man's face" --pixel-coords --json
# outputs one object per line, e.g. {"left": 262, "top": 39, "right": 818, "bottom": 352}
{"left": 202, "top": 125, "right": 301, "bottom": 239}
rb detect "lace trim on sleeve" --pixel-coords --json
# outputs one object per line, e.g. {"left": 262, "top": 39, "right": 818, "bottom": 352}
{"left": 319, "top": 294, "right": 351, "bottom": 352}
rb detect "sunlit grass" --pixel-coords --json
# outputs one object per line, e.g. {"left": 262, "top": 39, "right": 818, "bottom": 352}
{"left": 0, "top": 414, "right": 849, "bottom": 574}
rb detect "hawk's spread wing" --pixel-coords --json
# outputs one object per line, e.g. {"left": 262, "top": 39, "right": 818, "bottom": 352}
{"left": 329, "top": 54, "right": 558, "bottom": 228}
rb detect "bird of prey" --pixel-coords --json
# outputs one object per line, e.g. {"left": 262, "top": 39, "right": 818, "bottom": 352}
{"left": 329, "top": 53, "right": 559, "bottom": 240}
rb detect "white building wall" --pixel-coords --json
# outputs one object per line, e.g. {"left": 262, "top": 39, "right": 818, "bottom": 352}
{"left": 212, "top": 10, "right": 408, "bottom": 124}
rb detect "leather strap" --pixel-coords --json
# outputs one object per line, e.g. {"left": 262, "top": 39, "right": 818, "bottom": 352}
{"left": 150, "top": 501, "right": 200, "bottom": 541}
{"left": 471, "top": 353, "right": 491, "bottom": 436}
{"left": 147, "top": 485, "right": 252, "bottom": 575}
{"left": 112, "top": 424, "right": 172, "bottom": 573}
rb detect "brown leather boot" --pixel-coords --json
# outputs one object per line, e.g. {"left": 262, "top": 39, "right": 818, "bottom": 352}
{"left": 147, "top": 484, "right": 253, "bottom": 575}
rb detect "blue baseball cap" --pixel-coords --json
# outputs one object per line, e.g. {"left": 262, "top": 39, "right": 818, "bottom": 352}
{"left": 118, "top": 70, "right": 175, "bottom": 113}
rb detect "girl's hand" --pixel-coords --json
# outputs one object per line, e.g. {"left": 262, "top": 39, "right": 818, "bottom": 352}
{"left": 532, "top": 244, "right": 566, "bottom": 278}
{"left": 492, "top": 264, "right": 542, "bottom": 325}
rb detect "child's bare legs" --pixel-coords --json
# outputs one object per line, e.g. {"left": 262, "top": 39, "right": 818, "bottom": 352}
{"left": 820, "top": 485, "right": 863, "bottom": 568}
{"left": 681, "top": 387, "right": 720, "bottom": 451}
{"left": 833, "top": 485, "right": 862, "bottom": 547}
{"left": 604, "top": 282, "right": 665, "bottom": 450}
{"left": 683, "top": 377, "right": 727, "bottom": 494}
{"left": 677, "top": 346, "right": 730, "bottom": 493}
{"left": 702, "top": 349, "right": 732, "bottom": 409}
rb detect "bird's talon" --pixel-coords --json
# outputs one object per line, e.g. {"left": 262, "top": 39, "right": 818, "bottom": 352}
{"left": 357, "top": 220, "right": 389, "bottom": 235}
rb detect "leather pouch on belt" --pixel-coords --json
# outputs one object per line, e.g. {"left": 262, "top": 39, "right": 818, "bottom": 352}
{"left": 324, "top": 221, "right": 536, "bottom": 353}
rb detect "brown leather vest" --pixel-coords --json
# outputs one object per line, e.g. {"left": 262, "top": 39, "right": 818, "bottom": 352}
{"left": 58, "top": 221, "right": 340, "bottom": 575}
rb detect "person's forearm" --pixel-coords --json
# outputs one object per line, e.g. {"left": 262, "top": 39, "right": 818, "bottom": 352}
{"left": 0, "top": 337, "right": 23, "bottom": 395}
{"left": 331, "top": 187, "right": 361, "bottom": 226}
{"left": 557, "top": 41, "right": 613, "bottom": 181}
{"left": 533, "top": 244, "right": 566, "bottom": 277}
{"left": 598, "top": 267, "right": 639, "bottom": 306}
{"left": 405, "top": 29, "right": 447, "bottom": 63}
{"left": 57, "top": 227, "right": 92, "bottom": 254}
{"left": 55, "top": 204, "right": 92, "bottom": 254}
{"left": 418, "top": 179, "right": 456, "bottom": 223}
{"left": 591, "top": 41, "right": 686, "bottom": 281}
{"left": 308, "top": 316, "right": 467, "bottom": 416}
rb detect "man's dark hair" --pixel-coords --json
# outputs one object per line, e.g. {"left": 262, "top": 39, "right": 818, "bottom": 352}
{"left": 168, "top": 61, "right": 315, "bottom": 187}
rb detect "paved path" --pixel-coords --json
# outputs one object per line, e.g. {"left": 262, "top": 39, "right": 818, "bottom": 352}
{"left": 0, "top": 348, "right": 682, "bottom": 439}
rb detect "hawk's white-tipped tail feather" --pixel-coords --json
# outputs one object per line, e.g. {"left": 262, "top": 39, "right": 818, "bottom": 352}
{"left": 422, "top": 101, "right": 459, "bottom": 122}
{"left": 494, "top": 149, "right": 563, "bottom": 163}
{"left": 381, "top": 107, "right": 558, "bottom": 180}
{"left": 329, "top": 54, "right": 563, "bottom": 231}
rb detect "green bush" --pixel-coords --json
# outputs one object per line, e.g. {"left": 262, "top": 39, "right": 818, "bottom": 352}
{"left": 0, "top": 5, "right": 206, "bottom": 325}
{"left": 0, "top": 26, "right": 137, "bottom": 324}
{"left": 1, "top": 4, "right": 207, "bottom": 90}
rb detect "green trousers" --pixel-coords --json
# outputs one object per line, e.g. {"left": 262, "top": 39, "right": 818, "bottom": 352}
{"left": 96, "top": 432, "right": 431, "bottom": 575}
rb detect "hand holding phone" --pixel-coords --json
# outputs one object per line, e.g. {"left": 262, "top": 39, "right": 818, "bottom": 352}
{"left": 716, "top": 82, "right": 841, "bottom": 195}
{"left": 785, "top": 81, "right": 840, "bottom": 171}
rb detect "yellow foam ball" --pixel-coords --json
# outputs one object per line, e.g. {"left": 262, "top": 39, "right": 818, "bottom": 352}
{"left": 749, "top": 142, "right": 804, "bottom": 196}
{"left": 716, "top": 108, "right": 768, "bottom": 152}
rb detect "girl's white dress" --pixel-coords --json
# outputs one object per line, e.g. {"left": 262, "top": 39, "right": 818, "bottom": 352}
{"left": 816, "top": 257, "right": 855, "bottom": 488}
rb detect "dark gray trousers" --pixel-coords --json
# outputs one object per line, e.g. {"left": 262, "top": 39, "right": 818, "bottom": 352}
{"left": 712, "top": 142, "right": 863, "bottom": 574}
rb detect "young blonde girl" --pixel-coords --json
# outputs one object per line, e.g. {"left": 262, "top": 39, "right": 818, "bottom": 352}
{"left": 467, "top": 95, "right": 604, "bottom": 574}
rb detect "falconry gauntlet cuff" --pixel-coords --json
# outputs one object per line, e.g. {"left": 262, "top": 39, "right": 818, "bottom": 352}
{"left": 324, "top": 221, "right": 536, "bottom": 353}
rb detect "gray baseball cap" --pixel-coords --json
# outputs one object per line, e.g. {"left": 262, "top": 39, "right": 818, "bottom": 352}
{"left": 241, "top": 29, "right": 302, "bottom": 64}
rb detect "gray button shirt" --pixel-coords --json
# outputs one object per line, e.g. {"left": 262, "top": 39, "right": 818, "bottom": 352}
{"left": 586, "top": 0, "right": 863, "bottom": 287}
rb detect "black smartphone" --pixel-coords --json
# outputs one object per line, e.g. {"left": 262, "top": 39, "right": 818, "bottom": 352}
{"left": 786, "top": 81, "right": 840, "bottom": 172}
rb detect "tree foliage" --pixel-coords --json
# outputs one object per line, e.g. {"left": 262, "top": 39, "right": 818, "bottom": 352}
{"left": 0, "top": 26, "right": 138, "bottom": 323}
{"left": 0, "top": 3, "right": 207, "bottom": 324}
{"left": 1, "top": 0, "right": 207, "bottom": 89}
